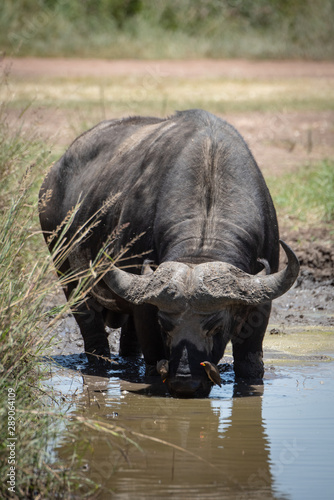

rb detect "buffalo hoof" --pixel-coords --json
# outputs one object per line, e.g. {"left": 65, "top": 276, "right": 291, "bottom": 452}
{"left": 85, "top": 348, "right": 113, "bottom": 371}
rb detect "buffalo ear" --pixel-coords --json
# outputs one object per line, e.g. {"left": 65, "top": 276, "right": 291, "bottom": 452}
{"left": 256, "top": 258, "right": 271, "bottom": 276}
{"left": 141, "top": 259, "right": 155, "bottom": 276}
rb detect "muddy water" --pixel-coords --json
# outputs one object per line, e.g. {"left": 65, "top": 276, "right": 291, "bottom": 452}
{"left": 46, "top": 329, "right": 334, "bottom": 500}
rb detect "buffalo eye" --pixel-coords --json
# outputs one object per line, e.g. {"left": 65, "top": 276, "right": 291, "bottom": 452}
{"left": 201, "top": 313, "right": 223, "bottom": 337}
{"left": 206, "top": 325, "right": 222, "bottom": 337}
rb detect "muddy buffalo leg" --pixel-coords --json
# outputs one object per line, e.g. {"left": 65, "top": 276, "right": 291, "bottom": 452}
{"left": 119, "top": 315, "right": 142, "bottom": 357}
{"left": 74, "top": 299, "right": 111, "bottom": 365}
{"left": 58, "top": 259, "right": 111, "bottom": 365}
{"left": 232, "top": 303, "right": 271, "bottom": 380}
{"left": 132, "top": 304, "right": 166, "bottom": 371}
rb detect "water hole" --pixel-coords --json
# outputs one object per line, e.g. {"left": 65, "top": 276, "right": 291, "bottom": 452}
{"left": 44, "top": 328, "right": 334, "bottom": 500}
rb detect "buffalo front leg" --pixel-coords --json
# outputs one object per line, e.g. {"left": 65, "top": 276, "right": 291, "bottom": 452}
{"left": 232, "top": 303, "right": 271, "bottom": 380}
{"left": 119, "top": 315, "right": 142, "bottom": 357}
{"left": 74, "top": 298, "right": 111, "bottom": 366}
{"left": 58, "top": 256, "right": 112, "bottom": 367}
{"left": 132, "top": 304, "right": 166, "bottom": 374}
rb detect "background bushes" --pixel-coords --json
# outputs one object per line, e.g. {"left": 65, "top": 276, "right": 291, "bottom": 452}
{"left": 1, "top": 0, "right": 333, "bottom": 59}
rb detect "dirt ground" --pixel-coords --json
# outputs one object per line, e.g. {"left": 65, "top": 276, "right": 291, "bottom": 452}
{"left": 8, "top": 57, "right": 334, "bottom": 79}
{"left": 5, "top": 58, "right": 334, "bottom": 176}
{"left": 6, "top": 57, "right": 334, "bottom": 176}
{"left": 7, "top": 58, "right": 334, "bottom": 331}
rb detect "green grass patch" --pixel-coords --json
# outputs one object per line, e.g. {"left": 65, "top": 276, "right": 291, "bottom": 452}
{"left": 267, "top": 160, "right": 334, "bottom": 224}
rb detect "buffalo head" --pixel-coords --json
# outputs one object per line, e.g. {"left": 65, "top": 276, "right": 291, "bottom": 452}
{"left": 102, "top": 241, "right": 299, "bottom": 397}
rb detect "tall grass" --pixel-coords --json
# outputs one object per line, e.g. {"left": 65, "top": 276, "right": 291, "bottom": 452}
{"left": 1, "top": 172, "right": 56, "bottom": 499}
{"left": 0, "top": 87, "right": 152, "bottom": 496}
{"left": 1, "top": 0, "right": 333, "bottom": 60}
{"left": 0, "top": 95, "right": 124, "bottom": 496}
{"left": 267, "top": 159, "right": 334, "bottom": 226}
{"left": 0, "top": 139, "right": 81, "bottom": 497}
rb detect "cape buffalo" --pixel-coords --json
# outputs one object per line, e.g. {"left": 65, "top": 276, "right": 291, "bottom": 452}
{"left": 39, "top": 109, "right": 299, "bottom": 397}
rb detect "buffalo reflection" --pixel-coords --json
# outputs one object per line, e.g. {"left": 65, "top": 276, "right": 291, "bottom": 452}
{"left": 53, "top": 369, "right": 289, "bottom": 500}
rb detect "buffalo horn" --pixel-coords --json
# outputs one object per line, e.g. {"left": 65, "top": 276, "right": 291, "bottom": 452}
{"left": 103, "top": 261, "right": 189, "bottom": 309}
{"left": 103, "top": 241, "right": 299, "bottom": 310}
{"left": 192, "top": 240, "right": 299, "bottom": 309}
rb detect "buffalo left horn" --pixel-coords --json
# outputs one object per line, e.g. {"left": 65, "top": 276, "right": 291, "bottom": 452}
{"left": 191, "top": 240, "right": 299, "bottom": 309}
{"left": 103, "top": 261, "right": 189, "bottom": 309}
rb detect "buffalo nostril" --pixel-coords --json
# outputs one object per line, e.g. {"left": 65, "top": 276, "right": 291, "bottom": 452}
{"left": 175, "top": 365, "right": 191, "bottom": 376}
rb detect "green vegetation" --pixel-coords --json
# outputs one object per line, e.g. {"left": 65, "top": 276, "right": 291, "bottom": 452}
{"left": 1, "top": 0, "right": 333, "bottom": 60}
{"left": 268, "top": 160, "right": 334, "bottom": 224}
{"left": 0, "top": 116, "right": 87, "bottom": 497}
{"left": 0, "top": 141, "right": 60, "bottom": 497}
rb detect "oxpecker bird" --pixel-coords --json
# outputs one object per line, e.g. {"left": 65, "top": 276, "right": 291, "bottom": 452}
{"left": 156, "top": 359, "right": 169, "bottom": 382}
{"left": 200, "top": 361, "right": 222, "bottom": 387}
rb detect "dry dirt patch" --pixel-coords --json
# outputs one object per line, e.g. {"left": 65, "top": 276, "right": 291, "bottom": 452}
{"left": 8, "top": 57, "right": 334, "bottom": 79}
{"left": 5, "top": 58, "right": 334, "bottom": 174}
